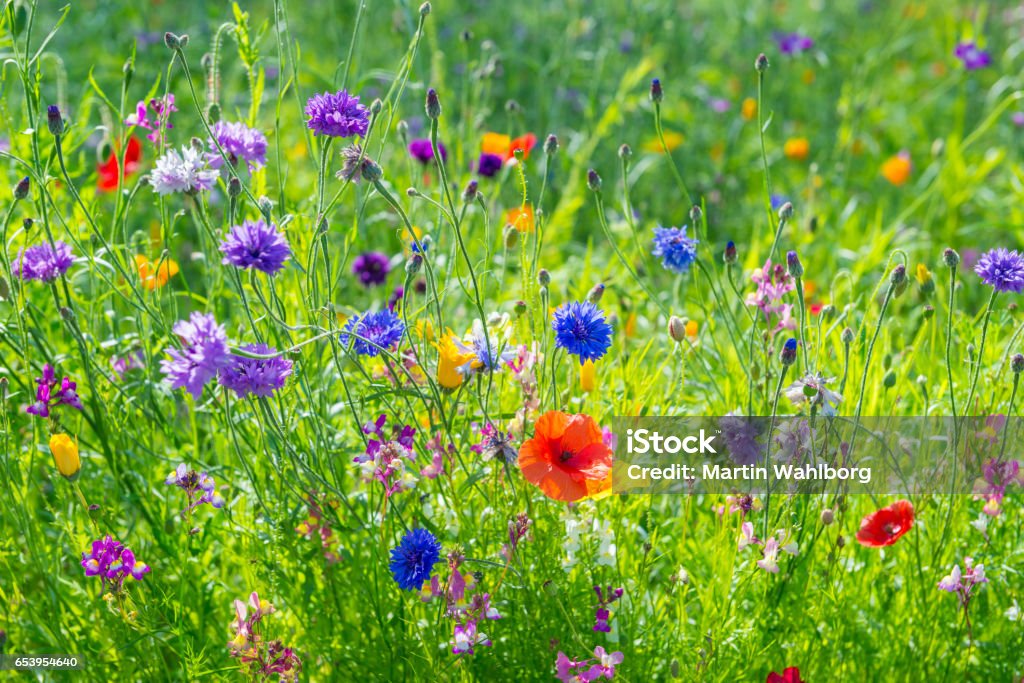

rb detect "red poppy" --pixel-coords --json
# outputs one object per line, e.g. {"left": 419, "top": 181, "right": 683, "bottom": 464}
{"left": 767, "top": 667, "right": 803, "bottom": 683}
{"left": 97, "top": 136, "right": 142, "bottom": 192}
{"left": 507, "top": 133, "right": 536, "bottom": 161}
{"left": 518, "top": 411, "right": 612, "bottom": 502}
{"left": 855, "top": 499, "right": 914, "bottom": 547}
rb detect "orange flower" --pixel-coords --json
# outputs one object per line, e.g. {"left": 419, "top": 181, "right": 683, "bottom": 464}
{"left": 507, "top": 133, "right": 536, "bottom": 161}
{"left": 881, "top": 152, "right": 912, "bottom": 186}
{"left": 783, "top": 137, "right": 810, "bottom": 161}
{"left": 519, "top": 411, "right": 612, "bottom": 502}
{"left": 481, "top": 132, "right": 536, "bottom": 162}
{"left": 684, "top": 320, "right": 698, "bottom": 338}
{"left": 134, "top": 254, "right": 179, "bottom": 290}
{"left": 505, "top": 205, "right": 534, "bottom": 233}
{"left": 741, "top": 97, "right": 757, "bottom": 121}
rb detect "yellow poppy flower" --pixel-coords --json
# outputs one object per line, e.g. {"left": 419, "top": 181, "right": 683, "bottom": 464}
{"left": 580, "top": 359, "right": 596, "bottom": 393}
{"left": 49, "top": 433, "right": 80, "bottom": 480}
{"left": 134, "top": 254, "right": 179, "bottom": 290}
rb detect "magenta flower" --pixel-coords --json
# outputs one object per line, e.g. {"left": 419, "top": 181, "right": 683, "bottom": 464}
{"left": 955, "top": 41, "right": 992, "bottom": 70}
{"left": 408, "top": 138, "right": 447, "bottom": 164}
{"left": 938, "top": 557, "right": 988, "bottom": 612}
{"left": 124, "top": 95, "right": 177, "bottom": 145}
{"left": 355, "top": 414, "right": 417, "bottom": 497}
{"left": 81, "top": 535, "right": 150, "bottom": 593}
{"left": 555, "top": 646, "right": 624, "bottom": 682}
{"left": 592, "top": 585, "right": 623, "bottom": 632}
{"left": 165, "top": 462, "right": 225, "bottom": 515}
{"left": 351, "top": 251, "right": 390, "bottom": 287}
{"left": 26, "top": 364, "right": 83, "bottom": 418}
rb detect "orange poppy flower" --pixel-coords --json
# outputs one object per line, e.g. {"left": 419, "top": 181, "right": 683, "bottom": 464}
{"left": 783, "top": 137, "right": 810, "bottom": 161}
{"left": 507, "top": 133, "right": 536, "bottom": 161}
{"left": 98, "top": 137, "right": 142, "bottom": 193}
{"left": 134, "top": 254, "right": 179, "bottom": 290}
{"left": 855, "top": 499, "right": 914, "bottom": 547}
{"left": 519, "top": 411, "right": 612, "bottom": 502}
{"left": 481, "top": 132, "right": 536, "bottom": 162}
{"left": 881, "top": 152, "right": 912, "bottom": 186}
{"left": 505, "top": 205, "right": 534, "bottom": 233}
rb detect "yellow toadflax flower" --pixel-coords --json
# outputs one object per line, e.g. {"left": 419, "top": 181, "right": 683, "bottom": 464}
{"left": 49, "top": 433, "right": 80, "bottom": 480}
{"left": 435, "top": 335, "right": 474, "bottom": 389}
{"left": 134, "top": 254, "right": 179, "bottom": 290}
{"left": 580, "top": 359, "right": 597, "bottom": 393}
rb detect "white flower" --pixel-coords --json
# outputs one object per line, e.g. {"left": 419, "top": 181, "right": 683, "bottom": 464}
{"left": 151, "top": 146, "right": 219, "bottom": 195}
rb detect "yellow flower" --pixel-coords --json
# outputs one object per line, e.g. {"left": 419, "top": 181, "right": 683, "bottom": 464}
{"left": 685, "top": 320, "right": 698, "bottom": 338}
{"left": 134, "top": 254, "right": 179, "bottom": 290}
{"left": 436, "top": 335, "right": 474, "bottom": 389}
{"left": 801, "top": 68, "right": 815, "bottom": 85}
{"left": 580, "top": 359, "right": 596, "bottom": 393}
{"left": 783, "top": 137, "right": 810, "bottom": 161}
{"left": 916, "top": 264, "right": 935, "bottom": 296}
{"left": 741, "top": 97, "right": 757, "bottom": 121}
{"left": 881, "top": 153, "right": 912, "bottom": 186}
{"left": 624, "top": 311, "right": 637, "bottom": 338}
{"left": 416, "top": 318, "right": 436, "bottom": 342}
{"left": 49, "top": 433, "right": 80, "bottom": 480}
{"left": 642, "top": 131, "right": 684, "bottom": 153}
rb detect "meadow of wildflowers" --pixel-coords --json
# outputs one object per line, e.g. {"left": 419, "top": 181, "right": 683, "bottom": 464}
{"left": 2, "top": 0, "right": 1024, "bottom": 680}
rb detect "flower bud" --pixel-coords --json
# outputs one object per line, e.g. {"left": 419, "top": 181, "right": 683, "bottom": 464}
{"left": 49, "top": 433, "right": 80, "bottom": 480}
{"left": 164, "top": 32, "right": 182, "bottom": 50}
{"left": 689, "top": 205, "right": 702, "bottom": 225}
{"left": 397, "top": 120, "right": 409, "bottom": 143}
{"left": 538, "top": 269, "right": 551, "bottom": 287}
{"left": 47, "top": 105, "right": 64, "bottom": 136}
{"left": 587, "top": 169, "right": 602, "bottom": 192}
{"left": 587, "top": 283, "right": 605, "bottom": 303}
{"left": 462, "top": 179, "right": 478, "bottom": 202}
{"left": 786, "top": 250, "right": 803, "bottom": 278}
{"left": 780, "top": 338, "right": 798, "bottom": 366}
{"left": 544, "top": 134, "right": 558, "bottom": 156}
{"left": 257, "top": 195, "right": 274, "bottom": 218}
{"left": 419, "top": 1, "right": 431, "bottom": 16}
{"left": 228, "top": 177, "right": 242, "bottom": 198}
{"left": 406, "top": 254, "right": 423, "bottom": 275}
{"left": 425, "top": 88, "right": 441, "bottom": 120}
{"left": 755, "top": 53, "right": 769, "bottom": 72}
{"left": 0, "top": 275, "right": 8, "bottom": 301}
{"left": 649, "top": 78, "right": 663, "bottom": 103}
{"left": 915, "top": 263, "right": 935, "bottom": 296}
{"left": 820, "top": 509, "right": 834, "bottom": 525}
{"left": 60, "top": 307, "right": 75, "bottom": 322}
{"left": 841, "top": 327, "right": 855, "bottom": 344}
{"left": 514, "top": 300, "right": 528, "bottom": 317}
{"left": 890, "top": 264, "right": 908, "bottom": 296}
{"left": 724, "top": 240, "right": 737, "bottom": 265}
{"left": 370, "top": 98, "right": 383, "bottom": 116}
{"left": 1012, "top": 353, "right": 1024, "bottom": 374}
{"left": 668, "top": 315, "right": 687, "bottom": 343}
{"left": 883, "top": 370, "right": 897, "bottom": 389}
{"left": 88, "top": 503, "right": 102, "bottom": 522}
{"left": 942, "top": 247, "right": 960, "bottom": 268}
{"left": 778, "top": 201, "right": 793, "bottom": 221}
{"left": 618, "top": 144, "right": 632, "bottom": 161}
{"left": 502, "top": 224, "right": 519, "bottom": 249}
{"left": 14, "top": 176, "right": 29, "bottom": 200}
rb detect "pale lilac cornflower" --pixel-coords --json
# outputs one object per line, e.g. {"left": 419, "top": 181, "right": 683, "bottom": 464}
{"left": 208, "top": 120, "right": 268, "bottom": 170}
{"left": 355, "top": 414, "right": 417, "bottom": 497}
{"left": 784, "top": 373, "right": 843, "bottom": 415}
{"left": 955, "top": 41, "right": 992, "bottom": 70}
{"left": 746, "top": 260, "right": 796, "bottom": 335}
{"left": 228, "top": 592, "right": 302, "bottom": 682}
{"left": 26, "top": 363, "right": 83, "bottom": 418}
{"left": 150, "top": 146, "right": 219, "bottom": 195}
{"left": 592, "top": 585, "right": 623, "bottom": 633}
{"left": 13, "top": 241, "right": 74, "bottom": 282}
{"left": 125, "top": 94, "right": 177, "bottom": 144}
{"left": 219, "top": 219, "right": 291, "bottom": 275}
{"left": 165, "top": 462, "right": 225, "bottom": 515}
{"left": 304, "top": 90, "right": 369, "bottom": 138}
{"left": 160, "top": 312, "right": 232, "bottom": 399}
{"left": 218, "top": 343, "right": 293, "bottom": 398}
{"left": 974, "top": 248, "right": 1024, "bottom": 293}
{"left": 81, "top": 535, "right": 150, "bottom": 593}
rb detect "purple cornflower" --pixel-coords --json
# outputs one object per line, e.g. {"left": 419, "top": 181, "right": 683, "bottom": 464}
{"left": 408, "top": 138, "right": 447, "bottom": 164}
{"left": 219, "top": 219, "right": 291, "bottom": 275}
{"left": 718, "top": 414, "right": 765, "bottom": 467}
{"left": 304, "top": 90, "right": 369, "bottom": 138}
{"left": 13, "top": 241, "right": 74, "bottom": 282}
{"left": 352, "top": 251, "right": 391, "bottom": 287}
{"left": 125, "top": 95, "right": 177, "bottom": 145}
{"left": 389, "top": 528, "right": 441, "bottom": 591}
{"left": 955, "top": 41, "right": 992, "bottom": 70}
{"left": 356, "top": 414, "right": 417, "bottom": 497}
{"left": 150, "top": 146, "right": 218, "bottom": 195}
{"left": 165, "top": 462, "right": 225, "bottom": 514}
{"left": 476, "top": 152, "right": 503, "bottom": 178}
{"left": 975, "top": 248, "right": 1024, "bottom": 293}
{"left": 81, "top": 535, "right": 150, "bottom": 592}
{"left": 592, "top": 585, "right": 624, "bottom": 632}
{"left": 552, "top": 301, "right": 614, "bottom": 364}
{"left": 208, "top": 120, "right": 268, "bottom": 171}
{"left": 652, "top": 225, "right": 699, "bottom": 274}
{"left": 388, "top": 286, "right": 405, "bottom": 312}
{"left": 774, "top": 32, "right": 814, "bottom": 55}
{"left": 340, "top": 309, "right": 405, "bottom": 357}
{"left": 218, "top": 343, "right": 293, "bottom": 398}
{"left": 160, "top": 312, "right": 232, "bottom": 399}
{"left": 26, "top": 364, "right": 83, "bottom": 418}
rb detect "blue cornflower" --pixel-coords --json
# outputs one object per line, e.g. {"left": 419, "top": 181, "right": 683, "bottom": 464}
{"left": 160, "top": 312, "right": 232, "bottom": 399}
{"left": 552, "top": 301, "right": 614, "bottom": 365}
{"left": 219, "top": 219, "right": 291, "bottom": 275}
{"left": 341, "top": 309, "right": 405, "bottom": 357}
{"left": 975, "top": 248, "right": 1024, "bottom": 293}
{"left": 218, "top": 343, "right": 293, "bottom": 398}
{"left": 389, "top": 528, "right": 441, "bottom": 591}
{"left": 652, "top": 226, "right": 698, "bottom": 274}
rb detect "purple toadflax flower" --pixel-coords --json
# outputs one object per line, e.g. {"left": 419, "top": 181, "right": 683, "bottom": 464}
{"left": 352, "top": 251, "right": 390, "bottom": 287}
{"left": 304, "top": 90, "right": 369, "bottom": 138}
{"left": 228, "top": 592, "right": 302, "bottom": 681}
{"left": 955, "top": 41, "right": 992, "bottom": 70}
{"left": 13, "top": 241, "right": 74, "bottom": 282}
{"left": 166, "top": 462, "right": 225, "bottom": 514}
{"left": 81, "top": 535, "right": 150, "bottom": 593}
{"left": 125, "top": 95, "right": 177, "bottom": 145}
{"left": 208, "top": 120, "right": 268, "bottom": 171}
{"left": 555, "top": 647, "right": 624, "bottom": 682}
{"left": 218, "top": 343, "right": 293, "bottom": 398}
{"left": 26, "top": 363, "right": 83, "bottom": 418}
{"left": 219, "top": 219, "right": 291, "bottom": 275}
{"left": 160, "top": 312, "right": 232, "bottom": 399}
{"left": 356, "top": 414, "right": 417, "bottom": 497}
{"left": 150, "top": 146, "right": 219, "bottom": 195}
{"left": 975, "top": 248, "right": 1024, "bottom": 293}
{"left": 593, "top": 585, "right": 624, "bottom": 632}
